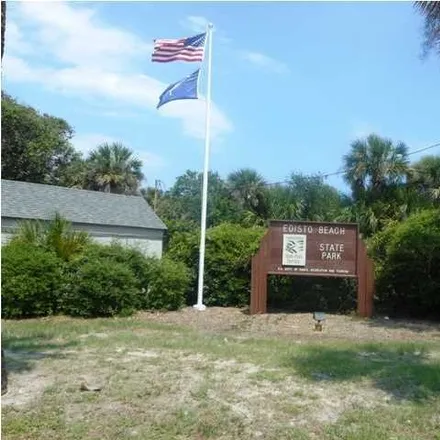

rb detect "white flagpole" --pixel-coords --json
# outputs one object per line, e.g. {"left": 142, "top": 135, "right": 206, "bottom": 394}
{"left": 194, "top": 23, "right": 213, "bottom": 311}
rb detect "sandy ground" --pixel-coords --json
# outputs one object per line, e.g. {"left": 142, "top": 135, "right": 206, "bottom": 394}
{"left": 1, "top": 346, "right": 395, "bottom": 433}
{"left": 2, "top": 308, "right": 440, "bottom": 439}
{"left": 136, "top": 307, "right": 440, "bottom": 342}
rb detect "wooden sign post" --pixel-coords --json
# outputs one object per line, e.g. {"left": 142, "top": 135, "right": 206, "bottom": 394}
{"left": 250, "top": 220, "right": 374, "bottom": 317}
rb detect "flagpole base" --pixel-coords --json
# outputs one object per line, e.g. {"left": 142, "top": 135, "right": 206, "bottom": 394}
{"left": 193, "top": 303, "right": 207, "bottom": 311}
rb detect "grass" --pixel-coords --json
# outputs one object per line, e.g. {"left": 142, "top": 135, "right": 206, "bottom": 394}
{"left": 2, "top": 315, "right": 440, "bottom": 440}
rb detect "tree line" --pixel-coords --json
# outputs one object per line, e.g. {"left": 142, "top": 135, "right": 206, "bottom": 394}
{"left": 1, "top": 96, "right": 440, "bottom": 318}
{"left": 1, "top": 1, "right": 439, "bottom": 242}
{"left": 2, "top": 92, "right": 439, "bottom": 242}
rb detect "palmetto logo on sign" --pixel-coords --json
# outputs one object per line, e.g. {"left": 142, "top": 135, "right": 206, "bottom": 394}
{"left": 282, "top": 234, "right": 307, "bottom": 266}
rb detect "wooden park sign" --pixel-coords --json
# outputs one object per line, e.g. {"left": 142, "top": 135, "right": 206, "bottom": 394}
{"left": 250, "top": 220, "right": 374, "bottom": 317}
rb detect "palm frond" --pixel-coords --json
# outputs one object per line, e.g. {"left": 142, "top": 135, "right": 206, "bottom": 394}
{"left": 13, "top": 213, "right": 90, "bottom": 261}
{"left": 44, "top": 213, "right": 90, "bottom": 261}
{"left": 86, "top": 142, "right": 144, "bottom": 194}
{"left": 415, "top": 1, "right": 440, "bottom": 18}
{"left": 415, "top": 1, "right": 440, "bottom": 56}
{"left": 12, "top": 220, "right": 45, "bottom": 245}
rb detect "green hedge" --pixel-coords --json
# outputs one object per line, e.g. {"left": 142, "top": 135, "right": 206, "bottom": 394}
{"left": 63, "top": 258, "right": 140, "bottom": 317}
{"left": 74, "top": 242, "right": 153, "bottom": 289}
{"left": 2, "top": 238, "right": 190, "bottom": 318}
{"left": 167, "top": 223, "right": 265, "bottom": 307}
{"left": 1, "top": 242, "right": 64, "bottom": 318}
{"left": 73, "top": 243, "right": 189, "bottom": 311}
{"left": 141, "top": 258, "right": 190, "bottom": 311}
{"left": 369, "top": 209, "right": 440, "bottom": 318}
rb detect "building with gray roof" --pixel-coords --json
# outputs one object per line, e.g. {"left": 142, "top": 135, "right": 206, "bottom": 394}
{"left": 1, "top": 180, "right": 167, "bottom": 257}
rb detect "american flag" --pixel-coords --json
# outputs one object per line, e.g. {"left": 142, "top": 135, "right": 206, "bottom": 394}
{"left": 152, "top": 32, "right": 206, "bottom": 63}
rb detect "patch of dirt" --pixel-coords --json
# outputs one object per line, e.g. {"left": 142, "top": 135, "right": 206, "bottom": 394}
{"left": 166, "top": 351, "right": 390, "bottom": 429}
{"left": 31, "top": 346, "right": 390, "bottom": 432}
{"left": 79, "top": 332, "right": 109, "bottom": 339}
{"left": 65, "top": 401, "right": 128, "bottom": 424}
{"left": 1, "top": 348, "right": 103, "bottom": 408}
{"left": 136, "top": 307, "right": 440, "bottom": 342}
{"left": 125, "top": 350, "right": 159, "bottom": 359}
{"left": 212, "top": 358, "right": 260, "bottom": 375}
{"left": 1, "top": 351, "right": 54, "bottom": 407}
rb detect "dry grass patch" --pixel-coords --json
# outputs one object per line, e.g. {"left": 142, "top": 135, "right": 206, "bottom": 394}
{"left": 2, "top": 310, "right": 440, "bottom": 439}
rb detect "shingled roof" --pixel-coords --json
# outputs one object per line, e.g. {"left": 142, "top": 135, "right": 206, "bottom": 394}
{"left": 1, "top": 180, "right": 166, "bottom": 230}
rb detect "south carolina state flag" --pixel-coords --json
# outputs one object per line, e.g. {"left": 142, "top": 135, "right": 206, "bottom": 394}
{"left": 157, "top": 69, "right": 200, "bottom": 109}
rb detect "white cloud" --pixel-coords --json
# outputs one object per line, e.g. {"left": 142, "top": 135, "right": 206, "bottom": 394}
{"left": 180, "top": 16, "right": 231, "bottom": 44}
{"left": 72, "top": 133, "right": 165, "bottom": 185}
{"left": 72, "top": 133, "right": 118, "bottom": 156}
{"left": 16, "top": 1, "right": 151, "bottom": 70}
{"left": 5, "top": 20, "right": 32, "bottom": 55}
{"left": 181, "top": 16, "right": 209, "bottom": 34}
{"left": 242, "top": 51, "right": 290, "bottom": 74}
{"left": 3, "top": 2, "right": 232, "bottom": 141}
{"left": 349, "top": 122, "right": 381, "bottom": 140}
{"left": 137, "top": 151, "right": 166, "bottom": 169}
{"left": 5, "top": 55, "right": 231, "bottom": 141}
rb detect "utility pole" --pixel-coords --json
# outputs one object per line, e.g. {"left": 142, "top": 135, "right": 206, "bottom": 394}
{"left": 153, "top": 179, "right": 165, "bottom": 212}
{"left": 153, "top": 179, "right": 159, "bottom": 212}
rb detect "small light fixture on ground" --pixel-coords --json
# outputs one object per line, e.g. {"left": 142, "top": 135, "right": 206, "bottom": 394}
{"left": 313, "top": 312, "right": 326, "bottom": 331}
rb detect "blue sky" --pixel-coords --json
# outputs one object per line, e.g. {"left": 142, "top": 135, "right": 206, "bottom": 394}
{"left": 3, "top": 1, "right": 439, "bottom": 193}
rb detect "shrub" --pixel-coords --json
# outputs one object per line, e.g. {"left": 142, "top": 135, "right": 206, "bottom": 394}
{"left": 12, "top": 213, "right": 90, "bottom": 262}
{"left": 167, "top": 223, "right": 265, "bottom": 307}
{"left": 2, "top": 242, "right": 64, "bottom": 318}
{"left": 141, "top": 258, "right": 190, "bottom": 311}
{"left": 63, "top": 258, "right": 139, "bottom": 317}
{"left": 66, "top": 242, "right": 190, "bottom": 314}
{"left": 76, "top": 242, "right": 152, "bottom": 288}
{"left": 369, "top": 209, "right": 440, "bottom": 318}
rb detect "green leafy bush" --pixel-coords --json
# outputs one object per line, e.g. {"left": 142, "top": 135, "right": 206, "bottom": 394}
{"left": 66, "top": 242, "right": 189, "bottom": 314}
{"left": 167, "top": 223, "right": 265, "bottom": 307}
{"left": 63, "top": 258, "right": 139, "bottom": 317}
{"left": 2, "top": 242, "right": 65, "bottom": 318}
{"left": 369, "top": 209, "right": 440, "bottom": 318}
{"left": 76, "top": 242, "right": 152, "bottom": 288}
{"left": 141, "top": 258, "right": 190, "bottom": 311}
{"left": 3, "top": 234, "right": 191, "bottom": 318}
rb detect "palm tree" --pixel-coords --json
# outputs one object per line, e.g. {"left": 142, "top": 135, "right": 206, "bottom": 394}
{"left": 343, "top": 134, "right": 409, "bottom": 203}
{"left": 288, "top": 173, "right": 344, "bottom": 221}
{"left": 415, "top": 1, "right": 440, "bottom": 57}
{"left": 410, "top": 155, "right": 440, "bottom": 202}
{"left": 266, "top": 184, "right": 304, "bottom": 220}
{"left": 226, "top": 168, "right": 269, "bottom": 220}
{"left": 86, "top": 142, "right": 144, "bottom": 195}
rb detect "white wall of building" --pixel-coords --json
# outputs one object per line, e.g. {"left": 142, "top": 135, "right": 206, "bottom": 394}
{"left": 1, "top": 232, "right": 13, "bottom": 246}
{"left": 92, "top": 236, "right": 163, "bottom": 258}
{"left": 1, "top": 218, "right": 165, "bottom": 258}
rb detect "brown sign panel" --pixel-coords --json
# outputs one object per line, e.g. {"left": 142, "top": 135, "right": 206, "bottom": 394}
{"left": 268, "top": 221, "right": 358, "bottom": 277}
{"left": 250, "top": 220, "right": 374, "bottom": 318}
